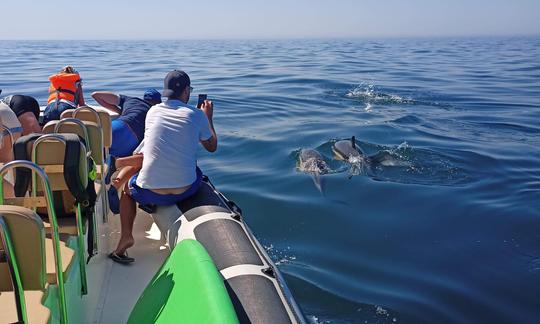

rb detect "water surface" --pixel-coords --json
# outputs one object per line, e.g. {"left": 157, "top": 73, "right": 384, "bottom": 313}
{"left": 1, "top": 37, "right": 539, "bottom": 323}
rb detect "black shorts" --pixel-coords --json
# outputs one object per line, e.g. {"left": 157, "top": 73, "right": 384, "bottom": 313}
{"left": 8, "top": 95, "right": 40, "bottom": 120}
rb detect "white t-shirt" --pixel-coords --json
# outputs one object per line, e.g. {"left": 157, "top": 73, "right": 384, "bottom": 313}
{"left": 135, "top": 99, "right": 212, "bottom": 189}
{"left": 0, "top": 102, "right": 22, "bottom": 135}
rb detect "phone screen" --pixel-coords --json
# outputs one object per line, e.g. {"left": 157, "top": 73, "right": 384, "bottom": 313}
{"left": 197, "top": 94, "right": 207, "bottom": 108}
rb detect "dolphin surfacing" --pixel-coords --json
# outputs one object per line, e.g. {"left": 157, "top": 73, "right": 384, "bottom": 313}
{"left": 332, "top": 136, "right": 365, "bottom": 162}
{"left": 332, "top": 136, "right": 410, "bottom": 177}
{"left": 298, "top": 149, "right": 329, "bottom": 193}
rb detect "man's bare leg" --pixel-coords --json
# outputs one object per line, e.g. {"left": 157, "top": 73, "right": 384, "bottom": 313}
{"left": 114, "top": 181, "right": 136, "bottom": 255}
{"left": 108, "top": 154, "right": 144, "bottom": 215}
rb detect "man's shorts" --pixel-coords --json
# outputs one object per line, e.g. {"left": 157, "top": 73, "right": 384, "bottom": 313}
{"left": 9, "top": 95, "right": 40, "bottom": 120}
{"left": 128, "top": 167, "right": 203, "bottom": 206}
{"left": 110, "top": 119, "right": 139, "bottom": 158}
{"left": 43, "top": 101, "right": 75, "bottom": 125}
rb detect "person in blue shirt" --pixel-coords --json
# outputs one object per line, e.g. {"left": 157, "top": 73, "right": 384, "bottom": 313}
{"left": 92, "top": 89, "right": 162, "bottom": 158}
{"left": 92, "top": 89, "right": 162, "bottom": 214}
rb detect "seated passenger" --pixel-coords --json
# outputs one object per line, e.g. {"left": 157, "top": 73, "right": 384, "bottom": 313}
{"left": 43, "top": 66, "right": 85, "bottom": 124}
{"left": 0, "top": 100, "right": 22, "bottom": 162}
{"left": 109, "top": 70, "right": 217, "bottom": 264}
{"left": 1, "top": 94, "right": 41, "bottom": 134}
{"left": 92, "top": 89, "right": 162, "bottom": 212}
{"left": 0, "top": 106, "right": 20, "bottom": 198}
{"left": 91, "top": 89, "right": 162, "bottom": 159}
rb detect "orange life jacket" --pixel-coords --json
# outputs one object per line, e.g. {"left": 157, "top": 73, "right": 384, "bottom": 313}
{"left": 47, "top": 73, "right": 82, "bottom": 105}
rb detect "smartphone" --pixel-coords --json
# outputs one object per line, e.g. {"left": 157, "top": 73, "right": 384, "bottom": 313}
{"left": 197, "top": 94, "right": 207, "bottom": 108}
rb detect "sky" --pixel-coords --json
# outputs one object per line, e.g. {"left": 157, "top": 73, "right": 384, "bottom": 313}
{"left": 0, "top": 0, "right": 539, "bottom": 40}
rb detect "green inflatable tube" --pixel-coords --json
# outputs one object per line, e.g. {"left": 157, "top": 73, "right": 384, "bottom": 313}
{"left": 128, "top": 239, "right": 239, "bottom": 324}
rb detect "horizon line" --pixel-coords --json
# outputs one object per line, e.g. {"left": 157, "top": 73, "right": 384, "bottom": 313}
{"left": 1, "top": 33, "right": 539, "bottom": 42}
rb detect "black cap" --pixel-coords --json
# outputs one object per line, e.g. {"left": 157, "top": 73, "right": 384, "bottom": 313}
{"left": 163, "top": 70, "right": 190, "bottom": 98}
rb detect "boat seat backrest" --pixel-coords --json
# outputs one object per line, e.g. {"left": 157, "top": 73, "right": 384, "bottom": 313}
{"left": 0, "top": 206, "right": 46, "bottom": 291}
{"left": 41, "top": 120, "right": 58, "bottom": 135}
{"left": 33, "top": 138, "right": 88, "bottom": 192}
{"left": 53, "top": 120, "right": 105, "bottom": 164}
{"left": 59, "top": 109, "right": 76, "bottom": 120}
{"left": 61, "top": 107, "right": 112, "bottom": 149}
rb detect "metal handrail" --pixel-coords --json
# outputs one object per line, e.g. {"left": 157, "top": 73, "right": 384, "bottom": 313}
{"left": 0, "top": 160, "right": 68, "bottom": 324}
{"left": 0, "top": 215, "right": 28, "bottom": 324}
{"left": 71, "top": 107, "right": 108, "bottom": 224}
{"left": 54, "top": 118, "right": 91, "bottom": 154}
{"left": 31, "top": 134, "right": 89, "bottom": 295}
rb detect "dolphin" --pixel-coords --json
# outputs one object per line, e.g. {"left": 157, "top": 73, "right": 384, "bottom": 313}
{"left": 332, "top": 136, "right": 369, "bottom": 177}
{"left": 333, "top": 136, "right": 365, "bottom": 162}
{"left": 298, "top": 149, "right": 329, "bottom": 194}
{"left": 333, "top": 136, "right": 409, "bottom": 177}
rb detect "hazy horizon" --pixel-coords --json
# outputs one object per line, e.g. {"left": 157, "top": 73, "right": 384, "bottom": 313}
{"left": 1, "top": 0, "right": 539, "bottom": 40}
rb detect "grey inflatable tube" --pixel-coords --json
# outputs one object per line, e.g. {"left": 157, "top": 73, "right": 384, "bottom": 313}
{"left": 151, "top": 176, "right": 306, "bottom": 324}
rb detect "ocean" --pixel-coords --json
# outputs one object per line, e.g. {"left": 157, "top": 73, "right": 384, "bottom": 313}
{"left": 1, "top": 37, "right": 539, "bottom": 323}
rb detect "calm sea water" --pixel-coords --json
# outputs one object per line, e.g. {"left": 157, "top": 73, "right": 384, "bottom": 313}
{"left": 1, "top": 37, "right": 539, "bottom": 323}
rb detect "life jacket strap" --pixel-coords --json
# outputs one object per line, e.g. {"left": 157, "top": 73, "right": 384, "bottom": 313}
{"left": 48, "top": 87, "right": 76, "bottom": 95}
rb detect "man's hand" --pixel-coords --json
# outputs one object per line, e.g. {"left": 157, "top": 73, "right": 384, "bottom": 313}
{"left": 200, "top": 100, "right": 213, "bottom": 121}
{"left": 200, "top": 100, "right": 217, "bottom": 153}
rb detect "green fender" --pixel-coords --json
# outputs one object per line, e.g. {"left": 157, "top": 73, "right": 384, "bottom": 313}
{"left": 128, "top": 239, "right": 239, "bottom": 324}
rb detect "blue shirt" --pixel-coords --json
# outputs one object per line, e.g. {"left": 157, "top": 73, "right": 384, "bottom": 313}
{"left": 118, "top": 95, "right": 152, "bottom": 141}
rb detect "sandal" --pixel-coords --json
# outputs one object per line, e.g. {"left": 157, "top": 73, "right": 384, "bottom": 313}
{"left": 108, "top": 251, "right": 135, "bottom": 264}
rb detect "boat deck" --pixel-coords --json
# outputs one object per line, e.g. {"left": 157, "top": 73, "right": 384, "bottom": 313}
{"left": 83, "top": 207, "right": 168, "bottom": 324}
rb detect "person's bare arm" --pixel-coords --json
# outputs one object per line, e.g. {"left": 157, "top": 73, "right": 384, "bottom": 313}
{"left": 78, "top": 83, "right": 86, "bottom": 106}
{"left": 115, "top": 154, "right": 143, "bottom": 169}
{"left": 200, "top": 100, "right": 218, "bottom": 152}
{"left": 91, "top": 91, "right": 121, "bottom": 114}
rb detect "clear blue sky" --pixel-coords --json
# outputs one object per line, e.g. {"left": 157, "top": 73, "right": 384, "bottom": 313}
{"left": 1, "top": 0, "right": 539, "bottom": 39}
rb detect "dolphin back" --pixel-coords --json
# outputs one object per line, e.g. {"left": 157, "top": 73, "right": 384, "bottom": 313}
{"left": 299, "top": 148, "right": 323, "bottom": 162}
{"left": 333, "top": 140, "right": 363, "bottom": 160}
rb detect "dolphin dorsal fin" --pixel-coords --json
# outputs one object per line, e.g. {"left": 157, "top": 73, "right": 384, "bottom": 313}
{"left": 351, "top": 136, "right": 356, "bottom": 148}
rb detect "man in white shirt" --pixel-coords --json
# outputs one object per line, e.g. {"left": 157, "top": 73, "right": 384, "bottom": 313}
{"left": 110, "top": 70, "right": 217, "bottom": 263}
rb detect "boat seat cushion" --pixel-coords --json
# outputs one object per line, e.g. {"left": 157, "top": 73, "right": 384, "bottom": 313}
{"left": 44, "top": 237, "right": 75, "bottom": 284}
{"left": 43, "top": 217, "right": 78, "bottom": 235}
{"left": 0, "top": 290, "right": 51, "bottom": 323}
{"left": 128, "top": 239, "right": 239, "bottom": 324}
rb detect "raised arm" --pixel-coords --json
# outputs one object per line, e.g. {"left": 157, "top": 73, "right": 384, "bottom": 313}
{"left": 200, "top": 100, "right": 218, "bottom": 153}
{"left": 91, "top": 91, "right": 121, "bottom": 114}
{"left": 78, "top": 83, "right": 86, "bottom": 106}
